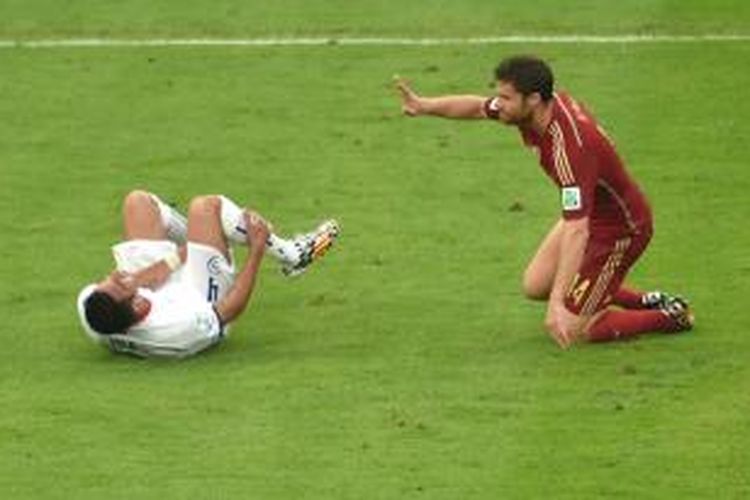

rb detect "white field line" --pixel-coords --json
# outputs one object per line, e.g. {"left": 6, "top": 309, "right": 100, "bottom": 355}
{"left": 0, "top": 34, "right": 749, "bottom": 48}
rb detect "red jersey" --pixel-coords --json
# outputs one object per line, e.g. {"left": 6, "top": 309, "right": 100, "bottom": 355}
{"left": 485, "top": 92, "right": 652, "bottom": 235}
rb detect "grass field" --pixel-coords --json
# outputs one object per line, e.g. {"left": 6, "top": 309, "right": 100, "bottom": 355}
{"left": 1, "top": 2, "right": 749, "bottom": 499}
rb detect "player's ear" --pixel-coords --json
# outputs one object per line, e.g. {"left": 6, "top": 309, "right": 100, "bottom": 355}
{"left": 527, "top": 92, "right": 542, "bottom": 107}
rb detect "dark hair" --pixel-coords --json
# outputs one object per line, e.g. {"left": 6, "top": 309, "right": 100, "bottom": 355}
{"left": 84, "top": 291, "right": 136, "bottom": 334}
{"left": 494, "top": 56, "right": 554, "bottom": 102}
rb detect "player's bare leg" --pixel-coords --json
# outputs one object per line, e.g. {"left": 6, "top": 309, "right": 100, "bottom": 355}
{"left": 122, "top": 190, "right": 187, "bottom": 243}
{"left": 122, "top": 190, "right": 169, "bottom": 240}
{"left": 186, "top": 195, "right": 232, "bottom": 260}
{"left": 523, "top": 218, "right": 564, "bottom": 300}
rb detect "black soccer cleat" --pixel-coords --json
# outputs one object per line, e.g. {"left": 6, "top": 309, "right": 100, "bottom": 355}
{"left": 659, "top": 295, "right": 694, "bottom": 332}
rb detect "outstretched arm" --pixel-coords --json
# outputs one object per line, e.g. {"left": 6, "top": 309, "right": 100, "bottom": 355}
{"left": 394, "top": 76, "right": 487, "bottom": 119}
{"left": 214, "top": 211, "right": 269, "bottom": 325}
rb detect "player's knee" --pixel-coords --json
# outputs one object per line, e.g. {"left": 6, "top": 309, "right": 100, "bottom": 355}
{"left": 122, "top": 190, "right": 159, "bottom": 224}
{"left": 188, "top": 195, "right": 221, "bottom": 219}
{"left": 123, "top": 189, "right": 154, "bottom": 211}
{"left": 522, "top": 271, "right": 550, "bottom": 301}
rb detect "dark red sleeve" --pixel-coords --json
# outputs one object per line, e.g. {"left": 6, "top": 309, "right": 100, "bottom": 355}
{"left": 554, "top": 126, "right": 598, "bottom": 220}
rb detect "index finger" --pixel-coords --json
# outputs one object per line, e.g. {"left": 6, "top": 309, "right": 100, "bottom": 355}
{"left": 559, "top": 328, "right": 575, "bottom": 349}
{"left": 392, "top": 75, "right": 413, "bottom": 95}
{"left": 550, "top": 327, "right": 571, "bottom": 349}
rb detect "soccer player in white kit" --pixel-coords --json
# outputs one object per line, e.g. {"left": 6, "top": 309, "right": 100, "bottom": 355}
{"left": 76, "top": 190, "right": 340, "bottom": 358}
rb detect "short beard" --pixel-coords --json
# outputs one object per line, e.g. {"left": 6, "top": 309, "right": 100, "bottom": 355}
{"left": 508, "top": 103, "right": 535, "bottom": 127}
{"left": 500, "top": 111, "right": 532, "bottom": 127}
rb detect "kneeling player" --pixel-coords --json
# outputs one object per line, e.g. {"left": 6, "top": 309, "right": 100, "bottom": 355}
{"left": 76, "top": 190, "right": 340, "bottom": 358}
{"left": 394, "top": 55, "right": 693, "bottom": 348}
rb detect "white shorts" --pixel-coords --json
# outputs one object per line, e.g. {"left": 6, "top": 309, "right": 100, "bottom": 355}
{"left": 111, "top": 239, "right": 235, "bottom": 304}
{"left": 112, "top": 239, "right": 178, "bottom": 274}
{"left": 182, "top": 242, "right": 235, "bottom": 304}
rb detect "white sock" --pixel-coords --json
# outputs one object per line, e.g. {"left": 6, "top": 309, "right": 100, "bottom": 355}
{"left": 218, "top": 196, "right": 300, "bottom": 265}
{"left": 150, "top": 194, "right": 187, "bottom": 244}
{"left": 267, "top": 233, "right": 302, "bottom": 265}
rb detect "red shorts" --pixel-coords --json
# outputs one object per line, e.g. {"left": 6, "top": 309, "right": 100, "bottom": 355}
{"left": 563, "top": 227, "right": 652, "bottom": 316}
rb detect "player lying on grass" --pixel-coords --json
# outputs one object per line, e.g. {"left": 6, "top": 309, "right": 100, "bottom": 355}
{"left": 76, "top": 190, "right": 339, "bottom": 358}
{"left": 394, "top": 55, "right": 693, "bottom": 348}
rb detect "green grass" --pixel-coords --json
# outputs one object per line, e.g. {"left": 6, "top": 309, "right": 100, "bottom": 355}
{"left": 0, "top": 0, "right": 749, "bottom": 38}
{"left": 1, "top": 2, "right": 750, "bottom": 499}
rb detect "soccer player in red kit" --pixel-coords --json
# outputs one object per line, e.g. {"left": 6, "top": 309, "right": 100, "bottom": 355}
{"left": 394, "top": 55, "right": 693, "bottom": 348}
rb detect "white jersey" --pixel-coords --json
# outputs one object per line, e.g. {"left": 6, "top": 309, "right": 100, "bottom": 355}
{"left": 77, "top": 239, "right": 235, "bottom": 358}
{"left": 77, "top": 283, "right": 224, "bottom": 358}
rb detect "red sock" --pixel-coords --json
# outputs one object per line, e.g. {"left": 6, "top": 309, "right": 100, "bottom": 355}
{"left": 587, "top": 309, "right": 674, "bottom": 342}
{"left": 612, "top": 287, "right": 646, "bottom": 309}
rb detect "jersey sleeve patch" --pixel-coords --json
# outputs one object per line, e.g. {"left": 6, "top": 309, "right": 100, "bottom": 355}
{"left": 561, "top": 186, "right": 583, "bottom": 211}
